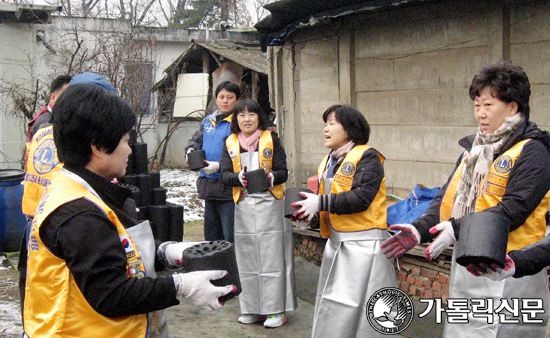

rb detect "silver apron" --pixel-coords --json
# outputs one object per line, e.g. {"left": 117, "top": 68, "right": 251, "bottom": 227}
{"left": 234, "top": 191, "right": 297, "bottom": 314}
{"left": 312, "top": 176, "right": 397, "bottom": 338}
{"left": 311, "top": 227, "right": 397, "bottom": 338}
{"left": 126, "top": 220, "right": 170, "bottom": 338}
{"left": 444, "top": 250, "right": 549, "bottom": 338}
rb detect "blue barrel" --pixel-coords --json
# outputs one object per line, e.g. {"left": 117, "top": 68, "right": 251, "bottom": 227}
{"left": 0, "top": 169, "right": 26, "bottom": 252}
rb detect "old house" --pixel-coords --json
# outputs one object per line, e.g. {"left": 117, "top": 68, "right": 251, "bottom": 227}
{"left": 255, "top": 0, "right": 550, "bottom": 302}
{"left": 256, "top": 0, "right": 550, "bottom": 190}
{"left": 1, "top": 10, "right": 234, "bottom": 169}
{"left": 153, "top": 30, "right": 270, "bottom": 168}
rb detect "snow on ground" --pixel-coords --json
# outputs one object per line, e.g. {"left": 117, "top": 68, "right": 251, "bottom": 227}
{"left": 0, "top": 264, "right": 21, "bottom": 337}
{"left": 0, "top": 257, "right": 8, "bottom": 271}
{"left": 0, "top": 300, "right": 21, "bottom": 336}
{"left": 160, "top": 168, "right": 204, "bottom": 222}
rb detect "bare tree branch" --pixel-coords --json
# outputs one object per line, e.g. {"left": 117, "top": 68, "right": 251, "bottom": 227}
{"left": 137, "top": 0, "right": 157, "bottom": 25}
{"left": 119, "top": 0, "right": 126, "bottom": 19}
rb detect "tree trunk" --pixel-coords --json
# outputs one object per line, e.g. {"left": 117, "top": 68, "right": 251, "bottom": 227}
{"left": 220, "top": 0, "right": 229, "bottom": 21}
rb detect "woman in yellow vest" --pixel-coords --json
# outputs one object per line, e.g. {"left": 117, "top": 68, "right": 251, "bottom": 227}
{"left": 220, "top": 98, "right": 297, "bottom": 328}
{"left": 381, "top": 60, "right": 550, "bottom": 337}
{"left": 23, "top": 84, "right": 235, "bottom": 338}
{"left": 293, "top": 105, "right": 398, "bottom": 338}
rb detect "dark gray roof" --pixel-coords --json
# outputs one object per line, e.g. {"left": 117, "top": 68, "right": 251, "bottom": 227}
{"left": 195, "top": 40, "right": 266, "bottom": 74}
{"left": 153, "top": 39, "right": 266, "bottom": 91}
{"left": 254, "top": 0, "right": 432, "bottom": 50}
{"left": 0, "top": 3, "right": 61, "bottom": 24}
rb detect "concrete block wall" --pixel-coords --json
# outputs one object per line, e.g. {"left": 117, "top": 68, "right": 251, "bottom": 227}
{"left": 0, "top": 23, "right": 36, "bottom": 169}
{"left": 159, "top": 120, "right": 201, "bottom": 168}
{"left": 275, "top": 0, "right": 550, "bottom": 191}
{"left": 510, "top": 3, "right": 550, "bottom": 127}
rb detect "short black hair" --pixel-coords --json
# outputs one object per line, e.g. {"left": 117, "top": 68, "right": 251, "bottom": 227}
{"left": 230, "top": 98, "right": 269, "bottom": 134}
{"left": 49, "top": 75, "right": 72, "bottom": 94}
{"left": 215, "top": 81, "right": 241, "bottom": 99}
{"left": 322, "top": 105, "right": 370, "bottom": 145}
{"left": 469, "top": 60, "right": 530, "bottom": 120}
{"left": 52, "top": 84, "right": 136, "bottom": 168}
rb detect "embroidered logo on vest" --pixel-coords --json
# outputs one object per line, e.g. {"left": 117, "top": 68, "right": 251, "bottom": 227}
{"left": 120, "top": 234, "right": 136, "bottom": 259}
{"left": 34, "top": 139, "right": 59, "bottom": 175}
{"left": 262, "top": 147, "right": 273, "bottom": 159}
{"left": 128, "top": 261, "right": 145, "bottom": 278}
{"left": 261, "top": 161, "right": 273, "bottom": 171}
{"left": 340, "top": 162, "right": 356, "bottom": 176}
{"left": 494, "top": 155, "right": 513, "bottom": 174}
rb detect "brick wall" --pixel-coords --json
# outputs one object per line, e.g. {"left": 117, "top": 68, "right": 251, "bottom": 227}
{"left": 293, "top": 230, "right": 451, "bottom": 303}
{"left": 293, "top": 233, "right": 326, "bottom": 265}
{"left": 396, "top": 256, "right": 450, "bottom": 303}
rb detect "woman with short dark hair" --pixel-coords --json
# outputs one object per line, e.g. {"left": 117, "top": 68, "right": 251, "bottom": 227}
{"left": 293, "top": 104, "right": 397, "bottom": 337}
{"left": 220, "top": 98, "right": 296, "bottom": 328}
{"left": 53, "top": 85, "right": 135, "bottom": 169}
{"left": 23, "top": 84, "right": 234, "bottom": 337}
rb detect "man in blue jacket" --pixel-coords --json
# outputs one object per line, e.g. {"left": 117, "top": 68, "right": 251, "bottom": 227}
{"left": 186, "top": 81, "right": 240, "bottom": 242}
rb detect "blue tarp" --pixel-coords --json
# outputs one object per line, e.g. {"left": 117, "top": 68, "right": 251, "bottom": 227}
{"left": 387, "top": 185, "right": 440, "bottom": 225}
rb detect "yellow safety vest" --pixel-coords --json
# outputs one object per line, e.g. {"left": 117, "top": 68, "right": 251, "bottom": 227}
{"left": 317, "top": 145, "right": 387, "bottom": 239}
{"left": 440, "top": 139, "right": 549, "bottom": 252}
{"left": 24, "top": 172, "right": 147, "bottom": 338}
{"left": 22, "top": 126, "right": 62, "bottom": 217}
{"left": 226, "top": 130, "right": 284, "bottom": 203}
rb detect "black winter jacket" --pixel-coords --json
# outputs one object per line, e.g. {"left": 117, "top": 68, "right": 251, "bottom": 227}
{"left": 39, "top": 167, "right": 179, "bottom": 317}
{"left": 412, "top": 120, "right": 550, "bottom": 246}
{"left": 319, "top": 147, "right": 385, "bottom": 215}
{"left": 220, "top": 131, "right": 288, "bottom": 188}
{"left": 508, "top": 234, "right": 550, "bottom": 278}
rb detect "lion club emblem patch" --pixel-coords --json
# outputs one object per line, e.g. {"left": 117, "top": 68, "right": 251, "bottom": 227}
{"left": 34, "top": 139, "right": 59, "bottom": 175}
{"left": 494, "top": 155, "right": 513, "bottom": 174}
{"left": 263, "top": 147, "right": 273, "bottom": 159}
{"left": 340, "top": 162, "right": 356, "bottom": 176}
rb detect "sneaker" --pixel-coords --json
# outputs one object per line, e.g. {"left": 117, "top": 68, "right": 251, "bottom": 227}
{"left": 238, "top": 314, "right": 267, "bottom": 324}
{"left": 264, "top": 313, "right": 287, "bottom": 328}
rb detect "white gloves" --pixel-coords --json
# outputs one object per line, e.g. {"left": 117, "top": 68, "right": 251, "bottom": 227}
{"left": 381, "top": 224, "right": 421, "bottom": 258}
{"left": 266, "top": 172, "right": 275, "bottom": 189}
{"left": 201, "top": 160, "right": 220, "bottom": 175}
{"left": 157, "top": 241, "right": 204, "bottom": 269}
{"left": 466, "top": 255, "right": 516, "bottom": 281}
{"left": 292, "top": 192, "right": 320, "bottom": 222}
{"left": 185, "top": 148, "right": 194, "bottom": 163}
{"left": 425, "top": 221, "right": 455, "bottom": 260}
{"left": 173, "top": 270, "right": 235, "bottom": 311}
{"left": 238, "top": 166, "right": 247, "bottom": 188}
